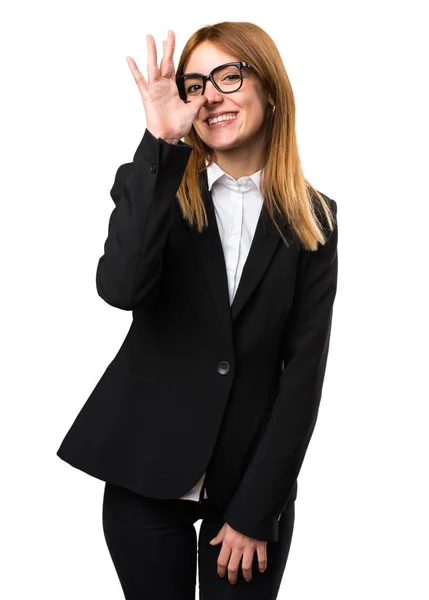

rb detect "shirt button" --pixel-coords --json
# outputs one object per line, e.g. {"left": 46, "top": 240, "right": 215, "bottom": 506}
{"left": 231, "top": 228, "right": 237, "bottom": 235}
{"left": 217, "top": 361, "right": 230, "bottom": 375}
{"left": 150, "top": 163, "right": 157, "bottom": 173}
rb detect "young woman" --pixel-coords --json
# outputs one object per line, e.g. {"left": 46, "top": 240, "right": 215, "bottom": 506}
{"left": 57, "top": 22, "right": 338, "bottom": 600}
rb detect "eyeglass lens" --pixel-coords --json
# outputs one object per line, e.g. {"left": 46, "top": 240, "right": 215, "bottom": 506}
{"left": 180, "top": 65, "right": 242, "bottom": 101}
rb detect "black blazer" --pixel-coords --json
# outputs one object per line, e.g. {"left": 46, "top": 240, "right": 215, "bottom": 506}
{"left": 56, "top": 128, "right": 338, "bottom": 543}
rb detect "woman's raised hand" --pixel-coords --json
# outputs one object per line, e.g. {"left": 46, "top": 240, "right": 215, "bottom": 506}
{"left": 126, "top": 30, "right": 207, "bottom": 144}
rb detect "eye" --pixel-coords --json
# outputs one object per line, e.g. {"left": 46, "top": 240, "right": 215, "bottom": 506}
{"left": 222, "top": 74, "right": 240, "bottom": 81}
{"left": 187, "top": 84, "right": 202, "bottom": 93}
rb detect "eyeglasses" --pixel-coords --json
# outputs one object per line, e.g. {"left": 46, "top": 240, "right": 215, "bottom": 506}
{"left": 176, "top": 61, "right": 252, "bottom": 103}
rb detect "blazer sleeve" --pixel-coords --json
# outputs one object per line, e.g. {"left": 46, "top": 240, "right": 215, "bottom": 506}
{"left": 96, "top": 128, "right": 193, "bottom": 310}
{"left": 222, "top": 197, "right": 339, "bottom": 542}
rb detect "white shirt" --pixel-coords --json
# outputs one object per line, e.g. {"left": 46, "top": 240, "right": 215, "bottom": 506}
{"left": 178, "top": 158, "right": 264, "bottom": 502}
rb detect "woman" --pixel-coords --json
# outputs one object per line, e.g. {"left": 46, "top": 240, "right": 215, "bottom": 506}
{"left": 56, "top": 22, "right": 338, "bottom": 600}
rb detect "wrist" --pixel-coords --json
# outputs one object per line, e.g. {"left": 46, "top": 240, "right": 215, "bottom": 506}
{"left": 146, "top": 127, "right": 180, "bottom": 145}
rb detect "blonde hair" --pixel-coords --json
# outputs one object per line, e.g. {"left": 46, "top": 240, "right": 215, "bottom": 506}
{"left": 175, "top": 21, "right": 335, "bottom": 251}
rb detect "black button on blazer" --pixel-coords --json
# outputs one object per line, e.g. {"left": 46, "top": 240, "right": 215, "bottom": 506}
{"left": 56, "top": 127, "right": 338, "bottom": 543}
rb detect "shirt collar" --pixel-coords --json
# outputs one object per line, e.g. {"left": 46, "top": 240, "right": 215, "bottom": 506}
{"left": 205, "top": 159, "right": 262, "bottom": 194}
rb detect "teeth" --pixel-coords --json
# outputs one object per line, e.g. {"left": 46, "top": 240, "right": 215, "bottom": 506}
{"left": 208, "top": 113, "right": 237, "bottom": 126}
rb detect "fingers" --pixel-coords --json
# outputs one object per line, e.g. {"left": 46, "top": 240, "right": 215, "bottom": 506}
{"left": 233, "top": 546, "right": 266, "bottom": 584}
{"left": 160, "top": 30, "right": 176, "bottom": 79}
{"left": 146, "top": 34, "right": 159, "bottom": 84}
{"left": 189, "top": 93, "right": 208, "bottom": 115}
{"left": 217, "top": 545, "right": 267, "bottom": 584}
{"left": 241, "top": 548, "right": 254, "bottom": 582}
{"left": 126, "top": 56, "right": 148, "bottom": 96}
{"left": 256, "top": 544, "right": 268, "bottom": 573}
{"left": 160, "top": 39, "right": 167, "bottom": 73}
{"left": 216, "top": 544, "right": 231, "bottom": 579}
{"left": 126, "top": 30, "right": 176, "bottom": 98}
{"left": 225, "top": 549, "right": 242, "bottom": 585}
{"left": 146, "top": 30, "right": 175, "bottom": 82}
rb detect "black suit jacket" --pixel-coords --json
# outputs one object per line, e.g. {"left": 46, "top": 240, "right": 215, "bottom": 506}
{"left": 56, "top": 127, "right": 338, "bottom": 543}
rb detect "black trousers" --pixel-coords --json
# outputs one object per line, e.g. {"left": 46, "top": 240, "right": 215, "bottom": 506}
{"left": 102, "top": 481, "right": 296, "bottom": 600}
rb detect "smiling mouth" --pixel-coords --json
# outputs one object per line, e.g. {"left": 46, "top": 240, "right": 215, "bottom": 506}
{"left": 204, "top": 112, "right": 239, "bottom": 127}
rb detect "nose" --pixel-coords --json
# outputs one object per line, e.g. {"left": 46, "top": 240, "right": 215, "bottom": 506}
{"left": 203, "top": 79, "right": 224, "bottom": 103}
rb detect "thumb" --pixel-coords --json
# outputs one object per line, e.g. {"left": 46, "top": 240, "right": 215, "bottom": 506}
{"left": 191, "top": 94, "right": 208, "bottom": 114}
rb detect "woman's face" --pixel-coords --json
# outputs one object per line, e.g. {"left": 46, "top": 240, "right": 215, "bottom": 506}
{"left": 183, "top": 41, "right": 271, "bottom": 156}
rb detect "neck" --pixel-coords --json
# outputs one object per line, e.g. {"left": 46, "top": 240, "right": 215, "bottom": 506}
{"left": 211, "top": 128, "right": 267, "bottom": 180}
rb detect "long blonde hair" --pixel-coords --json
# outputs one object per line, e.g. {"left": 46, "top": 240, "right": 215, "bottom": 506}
{"left": 175, "top": 21, "right": 335, "bottom": 251}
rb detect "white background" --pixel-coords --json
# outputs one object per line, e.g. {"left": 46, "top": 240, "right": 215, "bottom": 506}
{"left": 1, "top": 1, "right": 428, "bottom": 598}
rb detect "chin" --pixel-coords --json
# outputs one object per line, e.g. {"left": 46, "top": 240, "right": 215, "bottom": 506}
{"left": 208, "top": 130, "right": 242, "bottom": 144}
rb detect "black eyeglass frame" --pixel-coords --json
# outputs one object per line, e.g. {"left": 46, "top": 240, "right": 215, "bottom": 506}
{"left": 176, "top": 61, "right": 252, "bottom": 103}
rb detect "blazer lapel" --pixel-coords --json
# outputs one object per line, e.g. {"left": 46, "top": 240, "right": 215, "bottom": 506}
{"left": 187, "top": 169, "right": 282, "bottom": 341}
{"left": 230, "top": 202, "right": 281, "bottom": 321}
